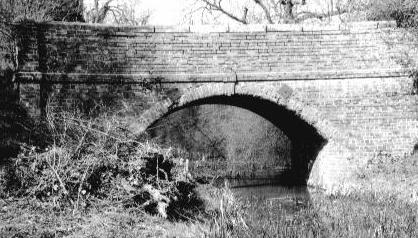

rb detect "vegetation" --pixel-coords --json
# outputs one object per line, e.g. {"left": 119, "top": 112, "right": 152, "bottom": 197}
{"left": 2, "top": 175, "right": 418, "bottom": 237}
{"left": 0, "top": 104, "right": 211, "bottom": 237}
{"left": 0, "top": 0, "right": 84, "bottom": 23}
{"left": 84, "top": 0, "right": 151, "bottom": 25}
{"left": 203, "top": 186, "right": 418, "bottom": 238}
{"left": 366, "top": 0, "right": 418, "bottom": 27}
{"left": 186, "top": 0, "right": 360, "bottom": 24}
{"left": 1, "top": 105, "right": 204, "bottom": 217}
{"left": 186, "top": 0, "right": 418, "bottom": 26}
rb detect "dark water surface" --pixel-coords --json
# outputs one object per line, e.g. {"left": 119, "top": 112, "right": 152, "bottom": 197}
{"left": 230, "top": 182, "right": 311, "bottom": 213}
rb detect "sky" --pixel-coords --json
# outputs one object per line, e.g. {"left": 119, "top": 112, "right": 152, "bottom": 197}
{"left": 140, "top": 0, "right": 190, "bottom": 25}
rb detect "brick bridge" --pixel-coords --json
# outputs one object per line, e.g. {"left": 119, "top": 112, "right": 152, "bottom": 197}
{"left": 14, "top": 21, "right": 418, "bottom": 191}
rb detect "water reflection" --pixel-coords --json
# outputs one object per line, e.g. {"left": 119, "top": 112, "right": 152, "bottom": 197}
{"left": 230, "top": 182, "right": 311, "bottom": 214}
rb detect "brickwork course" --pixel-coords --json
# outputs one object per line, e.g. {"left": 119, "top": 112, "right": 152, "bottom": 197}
{"left": 13, "top": 20, "right": 418, "bottom": 191}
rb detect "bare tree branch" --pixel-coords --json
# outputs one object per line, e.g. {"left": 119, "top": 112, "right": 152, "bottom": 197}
{"left": 84, "top": 0, "right": 150, "bottom": 25}
{"left": 194, "top": 0, "right": 309, "bottom": 24}
{"left": 253, "top": 0, "right": 273, "bottom": 24}
{"left": 269, "top": 0, "right": 281, "bottom": 18}
{"left": 200, "top": 0, "right": 248, "bottom": 24}
{"left": 90, "top": 0, "right": 114, "bottom": 23}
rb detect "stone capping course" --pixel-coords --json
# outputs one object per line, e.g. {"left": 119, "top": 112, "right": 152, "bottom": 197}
{"left": 27, "top": 20, "right": 397, "bottom": 33}
{"left": 16, "top": 68, "right": 408, "bottom": 84}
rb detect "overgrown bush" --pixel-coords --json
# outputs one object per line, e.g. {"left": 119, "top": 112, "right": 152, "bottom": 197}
{"left": 3, "top": 106, "right": 203, "bottom": 219}
{"left": 367, "top": 0, "right": 418, "bottom": 27}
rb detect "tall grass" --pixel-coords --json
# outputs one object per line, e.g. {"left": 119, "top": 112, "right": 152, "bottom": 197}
{"left": 204, "top": 186, "right": 418, "bottom": 238}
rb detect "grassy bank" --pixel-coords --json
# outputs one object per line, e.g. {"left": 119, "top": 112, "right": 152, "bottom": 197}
{"left": 2, "top": 184, "right": 418, "bottom": 237}
{"left": 202, "top": 186, "right": 418, "bottom": 238}
{"left": 0, "top": 198, "right": 206, "bottom": 237}
{"left": 355, "top": 152, "right": 418, "bottom": 203}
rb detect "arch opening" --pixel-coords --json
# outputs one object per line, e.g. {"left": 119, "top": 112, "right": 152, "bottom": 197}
{"left": 146, "top": 95, "right": 327, "bottom": 185}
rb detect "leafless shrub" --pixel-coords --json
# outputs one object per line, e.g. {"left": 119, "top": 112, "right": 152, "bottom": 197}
{"left": 6, "top": 105, "right": 203, "bottom": 219}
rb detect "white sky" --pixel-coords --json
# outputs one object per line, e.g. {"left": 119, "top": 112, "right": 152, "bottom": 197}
{"left": 140, "top": 0, "right": 190, "bottom": 25}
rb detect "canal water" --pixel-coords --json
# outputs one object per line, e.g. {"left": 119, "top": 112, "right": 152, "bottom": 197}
{"left": 228, "top": 180, "right": 312, "bottom": 214}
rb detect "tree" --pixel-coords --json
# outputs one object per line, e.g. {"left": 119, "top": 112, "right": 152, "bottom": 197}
{"left": 188, "top": 0, "right": 307, "bottom": 24}
{"left": 366, "top": 0, "right": 418, "bottom": 27}
{"left": 84, "top": 0, "right": 151, "bottom": 25}
{"left": 0, "top": 0, "right": 83, "bottom": 23}
{"left": 186, "top": 0, "right": 353, "bottom": 24}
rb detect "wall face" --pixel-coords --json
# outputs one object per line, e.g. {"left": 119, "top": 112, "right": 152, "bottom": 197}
{"left": 17, "top": 21, "right": 407, "bottom": 79}
{"left": 14, "top": 21, "right": 418, "bottom": 190}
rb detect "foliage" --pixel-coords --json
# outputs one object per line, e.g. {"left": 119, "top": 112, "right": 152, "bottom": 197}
{"left": 0, "top": 0, "right": 83, "bottom": 23}
{"left": 0, "top": 0, "right": 83, "bottom": 76}
{"left": 2, "top": 107, "right": 203, "bottom": 219}
{"left": 367, "top": 0, "right": 418, "bottom": 27}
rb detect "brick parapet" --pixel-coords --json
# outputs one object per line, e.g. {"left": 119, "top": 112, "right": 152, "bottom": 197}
{"left": 14, "top": 20, "right": 404, "bottom": 80}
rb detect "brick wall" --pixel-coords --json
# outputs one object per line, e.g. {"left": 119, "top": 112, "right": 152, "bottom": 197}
{"left": 16, "top": 21, "right": 407, "bottom": 82}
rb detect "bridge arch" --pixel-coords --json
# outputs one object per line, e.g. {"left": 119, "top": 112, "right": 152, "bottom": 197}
{"left": 134, "top": 84, "right": 353, "bottom": 187}
{"left": 138, "top": 84, "right": 340, "bottom": 139}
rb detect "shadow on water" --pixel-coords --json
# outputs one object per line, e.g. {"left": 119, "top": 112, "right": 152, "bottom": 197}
{"left": 230, "top": 182, "right": 311, "bottom": 214}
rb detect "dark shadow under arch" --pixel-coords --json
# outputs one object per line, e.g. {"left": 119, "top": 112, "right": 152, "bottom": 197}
{"left": 147, "top": 95, "right": 328, "bottom": 185}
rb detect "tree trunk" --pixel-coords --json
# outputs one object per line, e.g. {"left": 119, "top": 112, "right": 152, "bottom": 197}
{"left": 254, "top": 0, "right": 274, "bottom": 24}
{"left": 282, "top": 0, "right": 294, "bottom": 22}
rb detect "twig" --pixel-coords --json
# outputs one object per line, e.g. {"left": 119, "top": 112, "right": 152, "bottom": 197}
{"left": 58, "top": 115, "right": 140, "bottom": 146}
{"left": 46, "top": 148, "right": 69, "bottom": 195}
{"left": 74, "top": 155, "right": 94, "bottom": 213}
